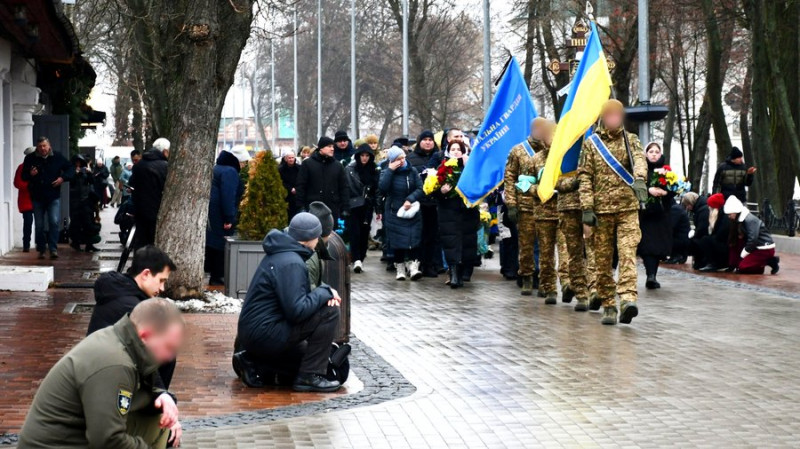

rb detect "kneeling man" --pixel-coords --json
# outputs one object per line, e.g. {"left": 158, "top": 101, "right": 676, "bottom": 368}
{"left": 18, "top": 298, "right": 185, "bottom": 448}
{"left": 236, "top": 212, "right": 342, "bottom": 392}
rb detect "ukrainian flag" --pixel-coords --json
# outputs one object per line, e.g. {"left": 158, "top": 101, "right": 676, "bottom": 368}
{"left": 538, "top": 22, "right": 612, "bottom": 203}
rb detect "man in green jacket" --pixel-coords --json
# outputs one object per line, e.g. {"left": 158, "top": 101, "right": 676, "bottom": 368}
{"left": 18, "top": 298, "right": 185, "bottom": 449}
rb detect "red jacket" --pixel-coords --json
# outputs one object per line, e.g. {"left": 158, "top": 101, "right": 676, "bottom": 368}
{"left": 13, "top": 164, "right": 33, "bottom": 212}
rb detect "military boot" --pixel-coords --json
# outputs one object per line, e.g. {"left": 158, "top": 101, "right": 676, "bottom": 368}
{"left": 588, "top": 291, "right": 602, "bottom": 311}
{"left": 619, "top": 300, "right": 639, "bottom": 324}
{"left": 532, "top": 269, "right": 540, "bottom": 289}
{"left": 601, "top": 306, "right": 618, "bottom": 325}
{"left": 544, "top": 291, "right": 558, "bottom": 305}
{"left": 561, "top": 284, "right": 575, "bottom": 303}
{"left": 521, "top": 276, "right": 533, "bottom": 296}
{"left": 574, "top": 297, "right": 589, "bottom": 312}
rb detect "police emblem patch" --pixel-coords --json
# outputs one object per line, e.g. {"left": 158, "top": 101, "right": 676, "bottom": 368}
{"left": 118, "top": 389, "right": 132, "bottom": 416}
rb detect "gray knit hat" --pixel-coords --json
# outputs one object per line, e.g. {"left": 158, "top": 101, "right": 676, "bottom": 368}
{"left": 288, "top": 212, "right": 322, "bottom": 242}
{"left": 307, "top": 201, "right": 334, "bottom": 237}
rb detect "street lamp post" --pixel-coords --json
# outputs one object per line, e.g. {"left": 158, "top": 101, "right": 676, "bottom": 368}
{"left": 271, "top": 40, "right": 277, "bottom": 154}
{"left": 401, "top": 0, "right": 409, "bottom": 137}
{"left": 317, "top": 0, "right": 323, "bottom": 138}
{"left": 482, "top": 0, "right": 491, "bottom": 113}
{"left": 637, "top": 0, "right": 650, "bottom": 143}
{"left": 350, "top": 0, "right": 357, "bottom": 135}
{"left": 293, "top": 8, "right": 298, "bottom": 152}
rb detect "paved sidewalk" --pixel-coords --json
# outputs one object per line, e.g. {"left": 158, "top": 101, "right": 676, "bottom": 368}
{"left": 178, "top": 255, "right": 800, "bottom": 448}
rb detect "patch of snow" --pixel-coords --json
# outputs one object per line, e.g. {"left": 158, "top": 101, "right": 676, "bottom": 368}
{"left": 174, "top": 291, "right": 242, "bottom": 314}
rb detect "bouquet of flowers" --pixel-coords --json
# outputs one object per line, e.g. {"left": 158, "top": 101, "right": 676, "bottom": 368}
{"left": 648, "top": 165, "right": 691, "bottom": 202}
{"left": 423, "top": 158, "right": 462, "bottom": 197}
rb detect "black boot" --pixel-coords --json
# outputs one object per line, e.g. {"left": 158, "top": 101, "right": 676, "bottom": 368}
{"left": 645, "top": 274, "right": 659, "bottom": 289}
{"left": 233, "top": 351, "right": 267, "bottom": 388}
{"left": 532, "top": 269, "right": 540, "bottom": 289}
{"left": 767, "top": 256, "right": 780, "bottom": 274}
{"left": 462, "top": 264, "right": 473, "bottom": 282}
{"left": 293, "top": 373, "right": 341, "bottom": 392}
{"left": 449, "top": 268, "right": 459, "bottom": 289}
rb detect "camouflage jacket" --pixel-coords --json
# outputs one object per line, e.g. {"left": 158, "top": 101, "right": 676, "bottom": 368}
{"left": 556, "top": 174, "right": 581, "bottom": 212}
{"left": 530, "top": 148, "right": 559, "bottom": 221}
{"left": 504, "top": 138, "right": 543, "bottom": 213}
{"left": 578, "top": 128, "right": 647, "bottom": 214}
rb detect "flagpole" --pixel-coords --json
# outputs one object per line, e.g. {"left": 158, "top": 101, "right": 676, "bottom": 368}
{"left": 350, "top": 0, "right": 357, "bottom": 135}
{"left": 401, "top": 0, "right": 409, "bottom": 136}
{"left": 293, "top": 8, "right": 298, "bottom": 152}
{"left": 317, "top": 0, "right": 323, "bottom": 138}
{"left": 482, "top": 0, "right": 491, "bottom": 113}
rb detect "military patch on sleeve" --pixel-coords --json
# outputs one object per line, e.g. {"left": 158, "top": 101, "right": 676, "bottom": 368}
{"left": 117, "top": 389, "right": 132, "bottom": 416}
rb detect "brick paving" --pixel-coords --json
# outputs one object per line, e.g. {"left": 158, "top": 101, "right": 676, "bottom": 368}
{"left": 2, "top": 208, "right": 800, "bottom": 447}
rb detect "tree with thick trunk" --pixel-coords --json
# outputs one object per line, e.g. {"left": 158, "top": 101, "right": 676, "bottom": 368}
{"left": 122, "top": 0, "right": 254, "bottom": 298}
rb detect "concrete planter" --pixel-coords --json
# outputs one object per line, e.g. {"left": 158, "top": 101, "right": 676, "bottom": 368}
{"left": 224, "top": 237, "right": 264, "bottom": 299}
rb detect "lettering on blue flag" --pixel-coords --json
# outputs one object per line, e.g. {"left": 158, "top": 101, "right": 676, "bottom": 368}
{"left": 456, "top": 57, "right": 538, "bottom": 206}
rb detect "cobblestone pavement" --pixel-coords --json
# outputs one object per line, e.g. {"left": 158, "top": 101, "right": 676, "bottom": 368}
{"left": 179, "top": 254, "right": 800, "bottom": 448}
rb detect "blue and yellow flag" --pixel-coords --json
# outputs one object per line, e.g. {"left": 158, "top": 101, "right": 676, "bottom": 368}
{"left": 456, "top": 57, "right": 537, "bottom": 207}
{"left": 538, "top": 22, "right": 612, "bottom": 203}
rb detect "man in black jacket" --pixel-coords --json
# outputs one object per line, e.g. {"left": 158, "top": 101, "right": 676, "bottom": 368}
{"left": 712, "top": 147, "right": 755, "bottom": 202}
{"left": 129, "top": 138, "right": 170, "bottom": 248}
{"left": 235, "top": 213, "right": 342, "bottom": 392}
{"left": 407, "top": 130, "right": 444, "bottom": 277}
{"left": 296, "top": 137, "right": 350, "bottom": 226}
{"left": 333, "top": 130, "right": 354, "bottom": 163}
{"left": 21, "top": 136, "right": 73, "bottom": 259}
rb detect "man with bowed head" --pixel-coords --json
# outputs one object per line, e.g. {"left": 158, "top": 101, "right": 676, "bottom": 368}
{"left": 235, "top": 212, "right": 343, "bottom": 392}
{"left": 18, "top": 298, "right": 186, "bottom": 448}
{"left": 296, "top": 136, "right": 351, "bottom": 226}
{"left": 579, "top": 99, "right": 648, "bottom": 326}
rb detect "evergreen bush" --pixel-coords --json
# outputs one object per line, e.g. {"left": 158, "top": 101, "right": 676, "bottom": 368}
{"left": 237, "top": 151, "right": 288, "bottom": 240}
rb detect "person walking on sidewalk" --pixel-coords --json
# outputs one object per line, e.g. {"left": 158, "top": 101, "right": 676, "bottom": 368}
{"left": 379, "top": 146, "right": 425, "bottom": 281}
{"left": 723, "top": 195, "right": 780, "bottom": 274}
{"left": 555, "top": 162, "right": 590, "bottom": 311}
{"left": 109, "top": 156, "right": 124, "bottom": 207}
{"left": 235, "top": 213, "right": 343, "bottom": 392}
{"left": 579, "top": 99, "right": 649, "bottom": 325}
{"left": 346, "top": 143, "right": 379, "bottom": 273}
{"left": 637, "top": 142, "right": 675, "bottom": 290}
{"left": 130, "top": 138, "right": 170, "bottom": 248}
{"left": 22, "top": 136, "right": 73, "bottom": 259}
{"left": 407, "top": 130, "right": 445, "bottom": 277}
{"left": 13, "top": 146, "right": 36, "bottom": 252}
{"left": 18, "top": 298, "right": 186, "bottom": 449}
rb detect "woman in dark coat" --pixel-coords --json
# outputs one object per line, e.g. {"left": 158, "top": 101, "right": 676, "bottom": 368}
{"left": 346, "top": 143, "right": 379, "bottom": 272}
{"left": 205, "top": 149, "right": 248, "bottom": 285}
{"left": 379, "top": 147, "right": 424, "bottom": 281}
{"left": 69, "top": 155, "right": 100, "bottom": 252}
{"left": 279, "top": 151, "right": 301, "bottom": 219}
{"left": 434, "top": 142, "right": 480, "bottom": 289}
{"left": 637, "top": 142, "right": 674, "bottom": 289}
{"left": 694, "top": 193, "right": 733, "bottom": 272}
{"left": 93, "top": 158, "right": 111, "bottom": 208}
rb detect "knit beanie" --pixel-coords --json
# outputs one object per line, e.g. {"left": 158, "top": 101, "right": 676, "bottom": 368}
{"left": 334, "top": 130, "right": 350, "bottom": 142}
{"left": 288, "top": 212, "right": 322, "bottom": 242}
{"left": 729, "top": 147, "right": 743, "bottom": 159}
{"left": 307, "top": 201, "right": 334, "bottom": 237}
{"left": 707, "top": 193, "right": 725, "bottom": 210}
{"left": 723, "top": 195, "right": 745, "bottom": 215}
{"left": 317, "top": 136, "right": 335, "bottom": 149}
{"left": 387, "top": 146, "right": 405, "bottom": 162}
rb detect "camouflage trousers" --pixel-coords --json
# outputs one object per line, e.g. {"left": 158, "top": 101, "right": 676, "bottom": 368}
{"left": 559, "top": 211, "right": 588, "bottom": 299}
{"left": 594, "top": 210, "right": 641, "bottom": 307}
{"left": 557, "top": 227, "right": 570, "bottom": 288}
{"left": 535, "top": 219, "right": 559, "bottom": 293}
{"left": 518, "top": 211, "right": 537, "bottom": 276}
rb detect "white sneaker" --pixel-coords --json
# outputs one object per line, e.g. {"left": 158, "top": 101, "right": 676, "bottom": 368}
{"left": 395, "top": 263, "right": 407, "bottom": 280}
{"left": 354, "top": 260, "right": 363, "bottom": 273}
{"left": 408, "top": 260, "right": 423, "bottom": 281}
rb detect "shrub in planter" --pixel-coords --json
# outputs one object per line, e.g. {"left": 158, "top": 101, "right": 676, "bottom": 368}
{"left": 237, "top": 151, "right": 288, "bottom": 240}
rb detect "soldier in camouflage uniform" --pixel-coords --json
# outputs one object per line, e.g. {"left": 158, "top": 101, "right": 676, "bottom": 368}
{"left": 579, "top": 99, "right": 649, "bottom": 325}
{"left": 504, "top": 119, "right": 545, "bottom": 295}
{"left": 527, "top": 119, "right": 562, "bottom": 304}
{"left": 556, "top": 169, "right": 589, "bottom": 311}
{"left": 557, "top": 228, "right": 572, "bottom": 301}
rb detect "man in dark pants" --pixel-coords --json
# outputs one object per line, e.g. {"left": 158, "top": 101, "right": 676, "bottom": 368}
{"left": 235, "top": 213, "right": 343, "bottom": 392}
{"left": 129, "top": 138, "right": 170, "bottom": 248}
{"left": 21, "top": 136, "right": 73, "bottom": 259}
{"left": 407, "top": 130, "right": 445, "bottom": 277}
{"left": 296, "top": 137, "right": 350, "bottom": 227}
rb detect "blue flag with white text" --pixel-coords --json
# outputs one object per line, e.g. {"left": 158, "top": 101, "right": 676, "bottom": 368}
{"left": 456, "top": 57, "right": 537, "bottom": 206}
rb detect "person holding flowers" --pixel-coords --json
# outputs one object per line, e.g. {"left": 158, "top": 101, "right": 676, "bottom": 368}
{"left": 637, "top": 142, "right": 685, "bottom": 289}
{"left": 425, "top": 142, "right": 480, "bottom": 288}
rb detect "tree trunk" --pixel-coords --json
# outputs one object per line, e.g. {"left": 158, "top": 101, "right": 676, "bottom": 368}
{"left": 124, "top": 0, "right": 254, "bottom": 299}
{"left": 689, "top": 97, "right": 712, "bottom": 192}
{"left": 738, "top": 65, "right": 757, "bottom": 201}
{"left": 700, "top": 0, "right": 734, "bottom": 164}
{"left": 522, "top": 0, "right": 536, "bottom": 88}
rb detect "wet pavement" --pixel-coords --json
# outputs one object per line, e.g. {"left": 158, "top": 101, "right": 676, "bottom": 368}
{"left": 2, "top": 208, "right": 800, "bottom": 447}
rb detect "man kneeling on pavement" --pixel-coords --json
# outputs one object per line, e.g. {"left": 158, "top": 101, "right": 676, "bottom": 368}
{"left": 18, "top": 298, "right": 185, "bottom": 448}
{"left": 235, "top": 212, "right": 345, "bottom": 392}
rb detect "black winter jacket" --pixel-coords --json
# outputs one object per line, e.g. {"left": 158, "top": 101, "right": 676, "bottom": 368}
{"left": 691, "top": 195, "right": 710, "bottom": 239}
{"left": 407, "top": 146, "right": 438, "bottom": 206}
{"left": 345, "top": 148, "right": 379, "bottom": 210}
{"left": 129, "top": 150, "right": 168, "bottom": 222}
{"left": 237, "top": 230, "right": 334, "bottom": 355}
{"left": 296, "top": 150, "right": 350, "bottom": 217}
{"left": 713, "top": 158, "right": 753, "bottom": 202}
{"left": 87, "top": 272, "right": 149, "bottom": 335}
{"left": 379, "top": 164, "right": 424, "bottom": 250}
{"left": 669, "top": 203, "right": 691, "bottom": 250}
{"left": 21, "top": 150, "right": 73, "bottom": 202}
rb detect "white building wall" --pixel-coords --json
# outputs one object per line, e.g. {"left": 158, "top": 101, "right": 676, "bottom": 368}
{"left": 0, "top": 38, "right": 40, "bottom": 256}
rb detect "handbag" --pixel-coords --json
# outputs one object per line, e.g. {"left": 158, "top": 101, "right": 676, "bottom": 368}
{"left": 396, "top": 201, "right": 420, "bottom": 219}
